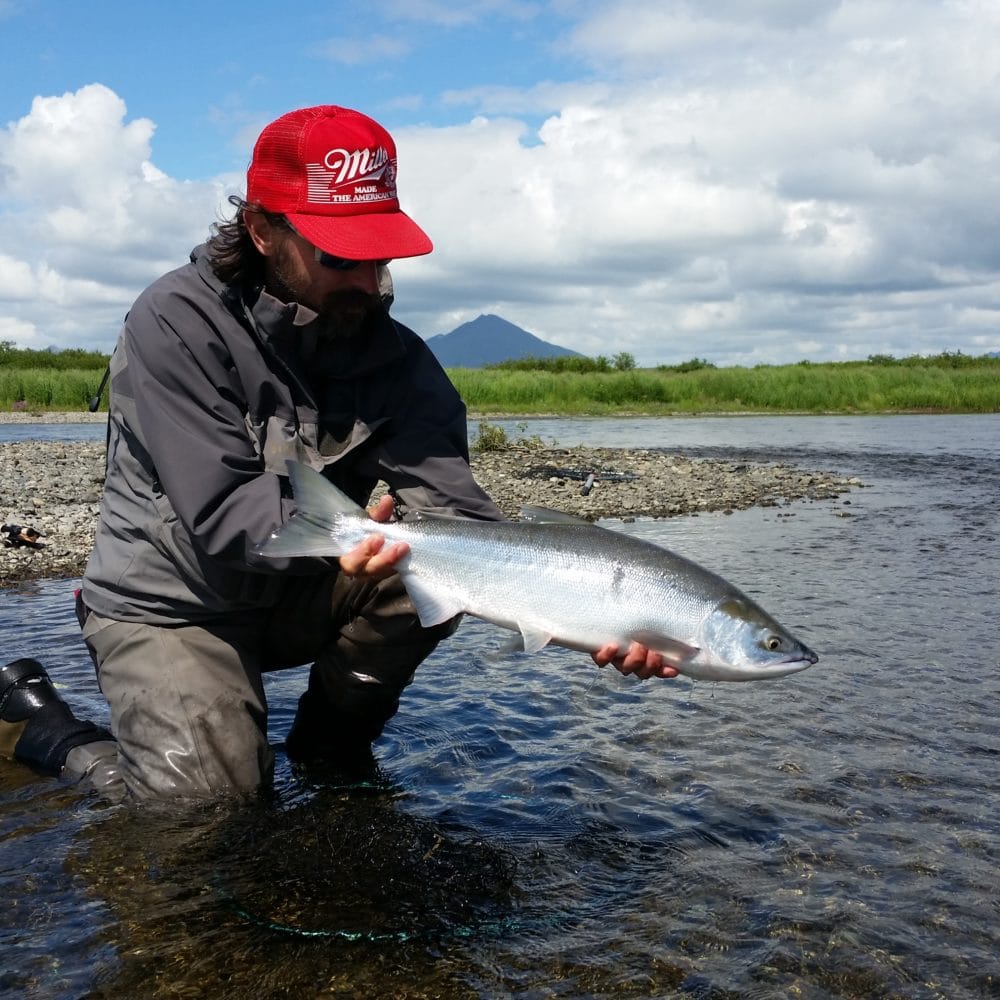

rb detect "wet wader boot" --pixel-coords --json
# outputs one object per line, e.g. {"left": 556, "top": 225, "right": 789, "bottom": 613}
{"left": 0, "top": 658, "right": 114, "bottom": 777}
{"left": 285, "top": 685, "right": 381, "bottom": 777}
{"left": 280, "top": 571, "right": 459, "bottom": 780}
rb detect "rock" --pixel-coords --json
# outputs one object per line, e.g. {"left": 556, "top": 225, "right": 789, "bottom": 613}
{"left": 0, "top": 438, "right": 860, "bottom": 588}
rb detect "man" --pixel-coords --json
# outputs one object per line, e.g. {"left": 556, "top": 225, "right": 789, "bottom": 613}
{"left": 0, "top": 106, "right": 676, "bottom": 801}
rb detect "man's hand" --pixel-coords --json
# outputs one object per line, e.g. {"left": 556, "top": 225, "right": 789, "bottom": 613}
{"left": 337, "top": 495, "right": 410, "bottom": 579}
{"left": 592, "top": 642, "right": 680, "bottom": 680}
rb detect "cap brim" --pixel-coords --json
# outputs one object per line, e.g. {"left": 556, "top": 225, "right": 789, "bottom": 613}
{"left": 286, "top": 210, "right": 433, "bottom": 261}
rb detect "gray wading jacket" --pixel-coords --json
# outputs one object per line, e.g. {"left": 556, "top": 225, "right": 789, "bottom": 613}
{"left": 82, "top": 245, "right": 503, "bottom": 625}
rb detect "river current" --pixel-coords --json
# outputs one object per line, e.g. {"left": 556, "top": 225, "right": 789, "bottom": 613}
{"left": 1, "top": 414, "right": 997, "bottom": 999}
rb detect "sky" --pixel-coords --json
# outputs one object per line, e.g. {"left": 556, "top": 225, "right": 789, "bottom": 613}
{"left": 1, "top": 0, "right": 999, "bottom": 366}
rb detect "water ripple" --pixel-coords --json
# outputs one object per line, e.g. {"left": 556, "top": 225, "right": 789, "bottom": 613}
{"left": 2, "top": 415, "right": 998, "bottom": 998}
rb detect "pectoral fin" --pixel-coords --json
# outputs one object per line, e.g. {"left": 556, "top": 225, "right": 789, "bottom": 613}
{"left": 497, "top": 623, "right": 554, "bottom": 655}
{"left": 630, "top": 631, "right": 701, "bottom": 664}
{"left": 518, "top": 623, "right": 554, "bottom": 654}
{"left": 402, "top": 576, "right": 466, "bottom": 628}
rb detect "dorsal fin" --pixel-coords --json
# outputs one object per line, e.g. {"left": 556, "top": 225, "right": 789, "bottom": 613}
{"left": 519, "top": 505, "right": 591, "bottom": 525}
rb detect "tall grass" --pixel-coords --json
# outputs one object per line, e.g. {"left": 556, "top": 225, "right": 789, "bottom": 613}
{"left": 450, "top": 359, "right": 1000, "bottom": 414}
{"left": 0, "top": 368, "right": 106, "bottom": 410}
{"left": 1, "top": 354, "right": 997, "bottom": 415}
{"left": 0, "top": 342, "right": 109, "bottom": 411}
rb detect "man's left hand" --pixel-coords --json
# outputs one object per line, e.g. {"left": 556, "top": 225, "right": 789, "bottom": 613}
{"left": 592, "top": 642, "right": 680, "bottom": 680}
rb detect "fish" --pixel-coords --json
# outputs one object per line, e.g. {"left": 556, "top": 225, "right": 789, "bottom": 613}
{"left": 254, "top": 462, "right": 818, "bottom": 682}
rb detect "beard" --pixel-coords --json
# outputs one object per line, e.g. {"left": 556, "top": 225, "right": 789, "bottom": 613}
{"left": 312, "top": 288, "right": 382, "bottom": 341}
{"left": 269, "top": 250, "right": 382, "bottom": 341}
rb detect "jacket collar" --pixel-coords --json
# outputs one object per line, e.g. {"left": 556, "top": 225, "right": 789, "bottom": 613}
{"left": 191, "top": 243, "right": 407, "bottom": 378}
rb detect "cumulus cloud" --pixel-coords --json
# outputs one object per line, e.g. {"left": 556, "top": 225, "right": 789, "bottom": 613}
{"left": 2, "top": 1, "right": 999, "bottom": 365}
{"left": 391, "top": 0, "right": 1000, "bottom": 363}
{"left": 0, "top": 84, "right": 236, "bottom": 349}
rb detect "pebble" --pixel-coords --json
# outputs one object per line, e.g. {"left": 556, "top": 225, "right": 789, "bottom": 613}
{"left": 1, "top": 433, "right": 859, "bottom": 588}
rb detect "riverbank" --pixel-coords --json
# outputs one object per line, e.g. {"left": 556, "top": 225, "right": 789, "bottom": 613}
{"left": 0, "top": 428, "right": 860, "bottom": 586}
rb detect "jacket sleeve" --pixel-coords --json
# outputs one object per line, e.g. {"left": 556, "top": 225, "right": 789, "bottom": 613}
{"left": 116, "top": 283, "right": 302, "bottom": 571}
{"left": 376, "top": 332, "right": 506, "bottom": 522}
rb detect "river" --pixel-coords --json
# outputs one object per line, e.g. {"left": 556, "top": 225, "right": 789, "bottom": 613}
{"left": 1, "top": 414, "right": 997, "bottom": 999}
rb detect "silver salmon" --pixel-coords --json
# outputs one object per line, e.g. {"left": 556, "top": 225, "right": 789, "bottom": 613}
{"left": 255, "top": 462, "right": 818, "bottom": 682}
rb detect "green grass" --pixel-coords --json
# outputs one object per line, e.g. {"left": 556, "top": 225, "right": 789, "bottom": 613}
{"left": 450, "top": 358, "right": 1000, "bottom": 414}
{"left": 1, "top": 352, "right": 998, "bottom": 415}
{"left": 0, "top": 368, "right": 108, "bottom": 411}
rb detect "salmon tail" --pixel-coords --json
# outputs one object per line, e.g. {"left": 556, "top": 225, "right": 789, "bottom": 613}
{"left": 253, "top": 461, "right": 366, "bottom": 558}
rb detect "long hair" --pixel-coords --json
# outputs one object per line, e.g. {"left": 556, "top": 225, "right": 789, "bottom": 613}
{"left": 206, "top": 195, "right": 288, "bottom": 286}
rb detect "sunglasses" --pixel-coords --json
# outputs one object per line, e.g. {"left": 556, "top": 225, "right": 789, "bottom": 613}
{"left": 312, "top": 246, "right": 365, "bottom": 271}
{"left": 312, "top": 245, "right": 391, "bottom": 271}
{"left": 282, "top": 221, "right": 387, "bottom": 271}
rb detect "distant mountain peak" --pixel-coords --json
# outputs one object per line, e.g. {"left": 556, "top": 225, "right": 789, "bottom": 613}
{"left": 424, "top": 314, "right": 583, "bottom": 368}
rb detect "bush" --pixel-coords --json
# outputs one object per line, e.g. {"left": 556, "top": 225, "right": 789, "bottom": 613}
{"left": 471, "top": 420, "right": 510, "bottom": 452}
{"left": 0, "top": 341, "right": 109, "bottom": 370}
{"left": 484, "top": 355, "right": 613, "bottom": 373}
{"left": 656, "top": 358, "right": 717, "bottom": 374}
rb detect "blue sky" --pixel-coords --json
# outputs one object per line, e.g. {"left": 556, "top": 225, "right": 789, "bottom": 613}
{"left": 2, "top": 0, "right": 999, "bottom": 364}
{"left": 0, "top": 2, "right": 580, "bottom": 176}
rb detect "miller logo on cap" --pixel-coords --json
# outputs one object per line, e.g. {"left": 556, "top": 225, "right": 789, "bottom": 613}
{"left": 246, "top": 105, "right": 432, "bottom": 261}
{"left": 307, "top": 144, "right": 397, "bottom": 206}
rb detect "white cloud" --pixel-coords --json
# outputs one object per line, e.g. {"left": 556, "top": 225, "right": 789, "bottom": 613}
{"left": 0, "top": 84, "right": 237, "bottom": 349}
{"left": 0, "top": 314, "right": 38, "bottom": 344}
{"left": 0, "top": 253, "right": 35, "bottom": 299}
{"left": 440, "top": 80, "right": 612, "bottom": 117}
{"left": 388, "top": 0, "right": 1000, "bottom": 363}
{"left": 2, "top": 1, "right": 999, "bottom": 365}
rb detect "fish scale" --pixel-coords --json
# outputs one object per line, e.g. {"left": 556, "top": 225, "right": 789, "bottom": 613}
{"left": 255, "top": 462, "right": 818, "bottom": 682}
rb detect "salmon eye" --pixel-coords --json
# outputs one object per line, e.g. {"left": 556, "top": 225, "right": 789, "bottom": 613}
{"left": 764, "top": 635, "right": 782, "bottom": 652}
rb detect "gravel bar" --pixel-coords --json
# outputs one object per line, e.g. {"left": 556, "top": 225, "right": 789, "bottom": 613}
{"left": 1, "top": 421, "right": 860, "bottom": 587}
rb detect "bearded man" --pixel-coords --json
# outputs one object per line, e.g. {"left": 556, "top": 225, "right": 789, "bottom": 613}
{"left": 0, "top": 106, "right": 675, "bottom": 802}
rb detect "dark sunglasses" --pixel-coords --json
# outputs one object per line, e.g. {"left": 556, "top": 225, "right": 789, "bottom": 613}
{"left": 312, "top": 246, "right": 364, "bottom": 271}
{"left": 283, "top": 221, "right": 386, "bottom": 271}
{"left": 312, "top": 247, "right": 391, "bottom": 270}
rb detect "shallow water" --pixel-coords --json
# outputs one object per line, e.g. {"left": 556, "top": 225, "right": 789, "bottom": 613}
{"left": 0, "top": 422, "right": 107, "bottom": 444}
{"left": 2, "top": 414, "right": 998, "bottom": 999}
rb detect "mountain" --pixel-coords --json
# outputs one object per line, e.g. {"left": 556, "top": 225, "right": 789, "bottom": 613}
{"left": 424, "top": 314, "right": 584, "bottom": 367}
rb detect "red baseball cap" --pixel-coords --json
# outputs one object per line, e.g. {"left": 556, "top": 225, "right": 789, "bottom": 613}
{"left": 246, "top": 105, "right": 433, "bottom": 260}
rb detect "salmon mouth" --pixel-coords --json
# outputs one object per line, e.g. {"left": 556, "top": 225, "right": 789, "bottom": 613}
{"left": 782, "top": 654, "right": 817, "bottom": 673}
